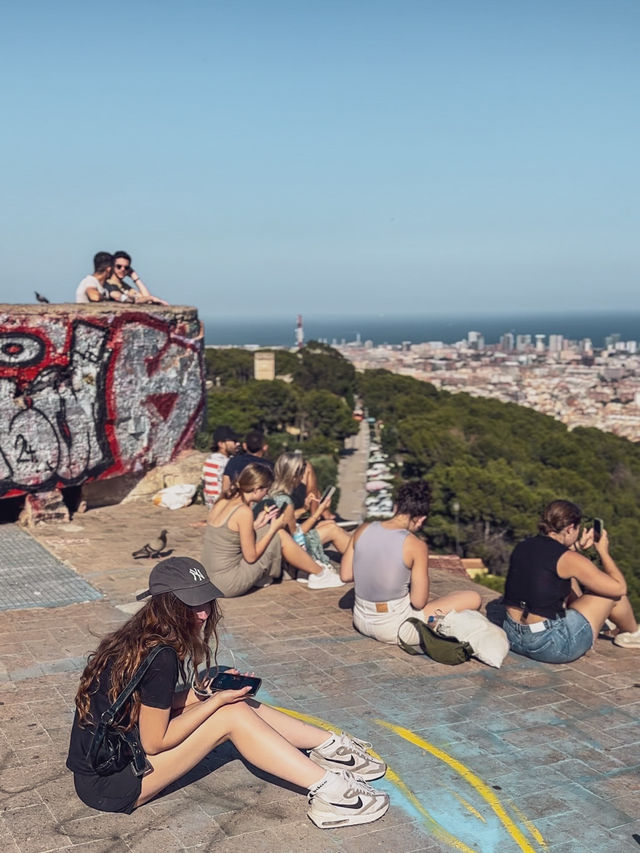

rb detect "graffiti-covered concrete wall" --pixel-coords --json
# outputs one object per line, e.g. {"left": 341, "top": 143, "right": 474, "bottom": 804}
{"left": 0, "top": 304, "right": 205, "bottom": 499}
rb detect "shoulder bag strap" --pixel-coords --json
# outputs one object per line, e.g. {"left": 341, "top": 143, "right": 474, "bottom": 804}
{"left": 100, "top": 645, "right": 174, "bottom": 725}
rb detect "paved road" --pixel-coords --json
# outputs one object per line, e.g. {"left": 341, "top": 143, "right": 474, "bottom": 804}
{"left": 337, "top": 421, "right": 370, "bottom": 522}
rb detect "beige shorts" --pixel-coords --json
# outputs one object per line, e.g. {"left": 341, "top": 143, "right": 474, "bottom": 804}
{"left": 353, "top": 594, "right": 428, "bottom": 645}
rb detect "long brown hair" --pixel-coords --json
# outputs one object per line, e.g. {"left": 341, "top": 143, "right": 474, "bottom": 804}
{"left": 75, "top": 592, "right": 221, "bottom": 729}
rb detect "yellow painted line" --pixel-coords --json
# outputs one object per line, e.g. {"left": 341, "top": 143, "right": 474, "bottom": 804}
{"left": 509, "top": 802, "right": 548, "bottom": 848}
{"left": 271, "top": 705, "right": 476, "bottom": 853}
{"left": 377, "top": 720, "right": 544, "bottom": 853}
{"left": 450, "top": 789, "right": 486, "bottom": 823}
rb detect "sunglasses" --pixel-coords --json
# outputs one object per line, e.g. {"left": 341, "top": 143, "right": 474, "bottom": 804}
{"left": 115, "top": 263, "right": 130, "bottom": 270}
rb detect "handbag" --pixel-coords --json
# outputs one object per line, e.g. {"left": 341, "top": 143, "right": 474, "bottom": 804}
{"left": 87, "top": 645, "right": 171, "bottom": 777}
{"left": 397, "top": 617, "right": 473, "bottom": 665}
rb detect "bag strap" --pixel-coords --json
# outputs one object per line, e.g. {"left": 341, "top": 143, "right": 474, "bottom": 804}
{"left": 397, "top": 617, "right": 429, "bottom": 655}
{"left": 100, "top": 645, "right": 173, "bottom": 725}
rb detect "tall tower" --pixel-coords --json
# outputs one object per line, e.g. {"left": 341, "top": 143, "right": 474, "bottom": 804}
{"left": 295, "top": 314, "right": 304, "bottom": 349}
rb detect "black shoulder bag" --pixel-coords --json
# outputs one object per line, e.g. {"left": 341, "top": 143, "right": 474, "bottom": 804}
{"left": 87, "top": 645, "right": 172, "bottom": 777}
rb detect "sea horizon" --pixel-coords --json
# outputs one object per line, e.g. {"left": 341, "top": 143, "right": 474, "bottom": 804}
{"left": 202, "top": 310, "right": 640, "bottom": 350}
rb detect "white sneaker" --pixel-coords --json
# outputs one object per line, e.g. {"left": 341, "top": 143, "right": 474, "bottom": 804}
{"left": 307, "top": 565, "right": 345, "bottom": 590}
{"left": 307, "top": 770, "right": 389, "bottom": 829}
{"left": 613, "top": 628, "right": 640, "bottom": 648}
{"left": 309, "top": 733, "right": 386, "bottom": 780}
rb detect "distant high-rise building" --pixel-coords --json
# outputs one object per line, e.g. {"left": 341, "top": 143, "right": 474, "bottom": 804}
{"left": 535, "top": 334, "right": 546, "bottom": 353}
{"left": 295, "top": 315, "right": 304, "bottom": 349}
{"left": 500, "top": 332, "right": 514, "bottom": 352}
{"left": 604, "top": 333, "right": 621, "bottom": 349}
{"left": 467, "top": 330, "right": 484, "bottom": 350}
{"left": 516, "top": 334, "right": 531, "bottom": 352}
{"left": 579, "top": 338, "right": 593, "bottom": 354}
{"left": 548, "top": 334, "right": 563, "bottom": 353}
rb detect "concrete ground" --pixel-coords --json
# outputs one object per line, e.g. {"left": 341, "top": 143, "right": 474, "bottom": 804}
{"left": 2, "top": 497, "right": 640, "bottom": 852}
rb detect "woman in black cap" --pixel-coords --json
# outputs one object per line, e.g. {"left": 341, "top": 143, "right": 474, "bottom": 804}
{"left": 66, "top": 557, "right": 389, "bottom": 828}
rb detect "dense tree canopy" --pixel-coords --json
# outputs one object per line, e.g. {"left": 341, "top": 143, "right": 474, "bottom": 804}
{"left": 357, "top": 369, "right": 640, "bottom": 609}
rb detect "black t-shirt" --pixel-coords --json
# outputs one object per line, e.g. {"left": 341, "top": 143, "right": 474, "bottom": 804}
{"left": 504, "top": 535, "right": 571, "bottom": 619}
{"left": 224, "top": 453, "right": 274, "bottom": 483}
{"left": 67, "top": 646, "right": 178, "bottom": 775}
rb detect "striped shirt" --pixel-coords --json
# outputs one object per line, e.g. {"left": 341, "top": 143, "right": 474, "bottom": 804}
{"left": 202, "top": 452, "right": 230, "bottom": 507}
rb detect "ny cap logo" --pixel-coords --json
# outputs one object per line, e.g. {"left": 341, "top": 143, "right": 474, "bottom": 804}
{"left": 190, "top": 566, "right": 205, "bottom": 582}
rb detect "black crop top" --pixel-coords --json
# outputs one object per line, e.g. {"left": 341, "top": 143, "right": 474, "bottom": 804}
{"left": 504, "top": 535, "right": 571, "bottom": 620}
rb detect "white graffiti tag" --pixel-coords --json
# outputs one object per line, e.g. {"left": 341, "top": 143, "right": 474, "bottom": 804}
{"left": 0, "top": 323, "right": 112, "bottom": 491}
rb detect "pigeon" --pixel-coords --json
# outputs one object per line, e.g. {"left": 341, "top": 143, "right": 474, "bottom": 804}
{"left": 132, "top": 529, "right": 169, "bottom": 559}
{"left": 35, "top": 291, "right": 50, "bottom": 303}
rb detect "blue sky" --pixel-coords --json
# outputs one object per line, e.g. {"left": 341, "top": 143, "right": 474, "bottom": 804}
{"left": 1, "top": 0, "right": 639, "bottom": 316}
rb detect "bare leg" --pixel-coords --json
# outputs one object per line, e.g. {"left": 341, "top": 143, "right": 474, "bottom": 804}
{"left": 277, "top": 529, "right": 322, "bottom": 575}
{"left": 249, "top": 700, "right": 328, "bottom": 749}
{"left": 570, "top": 593, "right": 637, "bottom": 639}
{"left": 423, "top": 589, "right": 482, "bottom": 620}
{"left": 136, "top": 700, "right": 325, "bottom": 807}
{"left": 316, "top": 521, "right": 351, "bottom": 554}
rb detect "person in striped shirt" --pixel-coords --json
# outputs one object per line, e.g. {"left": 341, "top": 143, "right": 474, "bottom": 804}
{"left": 202, "top": 426, "right": 240, "bottom": 507}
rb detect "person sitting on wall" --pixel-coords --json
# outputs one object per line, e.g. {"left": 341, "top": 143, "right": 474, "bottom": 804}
{"left": 340, "top": 480, "right": 482, "bottom": 645}
{"left": 221, "top": 430, "right": 274, "bottom": 492}
{"left": 202, "top": 425, "right": 240, "bottom": 508}
{"left": 75, "top": 252, "right": 114, "bottom": 303}
{"left": 104, "top": 251, "right": 168, "bottom": 305}
{"left": 502, "top": 499, "right": 640, "bottom": 662}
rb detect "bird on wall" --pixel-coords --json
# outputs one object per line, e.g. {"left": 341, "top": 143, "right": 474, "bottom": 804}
{"left": 35, "top": 291, "right": 50, "bottom": 303}
{"left": 132, "top": 529, "right": 170, "bottom": 559}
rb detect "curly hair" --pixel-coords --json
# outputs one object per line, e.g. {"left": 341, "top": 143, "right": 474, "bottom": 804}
{"left": 395, "top": 480, "right": 432, "bottom": 519}
{"left": 75, "top": 592, "right": 220, "bottom": 730}
{"left": 538, "top": 500, "right": 582, "bottom": 535}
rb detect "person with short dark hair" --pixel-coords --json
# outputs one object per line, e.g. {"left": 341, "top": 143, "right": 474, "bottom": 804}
{"left": 104, "top": 250, "right": 168, "bottom": 305}
{"left": 221, "top": 429, "right": 274, "bottom": 492}
{"left": 341, "top": 480, "right": 481, "bottom": 644}
{"left": 503, "top": 499, "right": 640, "bottom": 662}
{"left": 66, "top": 556, "right": 388, "bottom": 825}
{"left": 202, "top": 426, "right": 240, "bottom": 507}
{"left": 75, "top": 252, "right": 114, "bottom": 302}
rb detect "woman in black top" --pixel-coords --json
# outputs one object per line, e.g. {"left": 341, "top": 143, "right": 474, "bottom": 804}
{"left": 503, "top": 500, "right": 640, "bottom": 663}
{"left": 66, "top": 557, "right": 389, "bottom": 828}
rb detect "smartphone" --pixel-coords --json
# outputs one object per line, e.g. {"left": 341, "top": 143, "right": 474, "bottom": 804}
{"left": 593, "top": 518, "right": 603, "bottom": 543}
{"left": 210, "top": 672, "right": 262, "bottom": 696}
{"left": 320, "top": 485, "right": 336, "bottom": 503}
{"left": 274, "top": 503, "right": 286, "bottom": 518}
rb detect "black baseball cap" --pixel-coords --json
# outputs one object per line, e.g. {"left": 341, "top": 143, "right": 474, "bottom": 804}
{"left": 213, "top": 425, "right": 240, "bottom": 443}
{"left": 136, "top": 557, "right": 224, "bottom": 606}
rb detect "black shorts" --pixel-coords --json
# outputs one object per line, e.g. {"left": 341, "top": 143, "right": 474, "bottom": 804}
{"left": 73, "top": 764, "right": 142, "bottom": 814}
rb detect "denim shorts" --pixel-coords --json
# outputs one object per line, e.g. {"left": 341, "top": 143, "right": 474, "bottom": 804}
{"left": 503, "top": 609, "right": 593, "bottom": 664}
{"left": 353, "top": 594, "right": 428, "bottom": 645}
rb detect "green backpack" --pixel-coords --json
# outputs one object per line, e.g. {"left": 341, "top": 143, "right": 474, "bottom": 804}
{"left": 398, "top": 617, "right": 473, "bottom": 665}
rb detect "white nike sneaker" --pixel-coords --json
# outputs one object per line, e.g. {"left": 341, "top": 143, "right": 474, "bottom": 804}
{"left": 307, "top": 565, "right": 345, "bottom": 590}
{"left": 307, "top": 770, "right": 389, "bottom": 829}
{"left": 309, "top": 733, "right": 386, "bottom": 780}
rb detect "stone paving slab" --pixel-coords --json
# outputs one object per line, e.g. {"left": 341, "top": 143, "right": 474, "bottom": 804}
{"left": 0, "top": 526, "right": 101, "bottom": 611}
{"left": 0, "top": 499, "right": 639, "bottom": 852}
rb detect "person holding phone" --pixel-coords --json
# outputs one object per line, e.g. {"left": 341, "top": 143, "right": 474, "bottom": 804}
{"left": 67, "top": 557, "right": 388, "bottom": 827}
{"left": 503, "top": 500, "right": 640, "bottom": 662}
{"left": 266, "top": 453, "right": 351, "bottom": 574}
{"left": 202, "top": 463, "right": 344, "bottom": 594}
{"left": 340, "top": 481, "right": 482, "bottom": 645}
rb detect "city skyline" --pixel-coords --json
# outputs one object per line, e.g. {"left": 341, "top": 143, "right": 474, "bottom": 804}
{"left": 2, "top": 1, "right": 639, "bottom": 315}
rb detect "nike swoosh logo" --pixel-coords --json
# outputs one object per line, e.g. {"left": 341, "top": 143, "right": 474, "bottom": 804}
{"left": 328, "top": 755, "right": 356, "bottom": 767}
{"left": 329, "top": 796, "right": 363, "bottom": 810}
